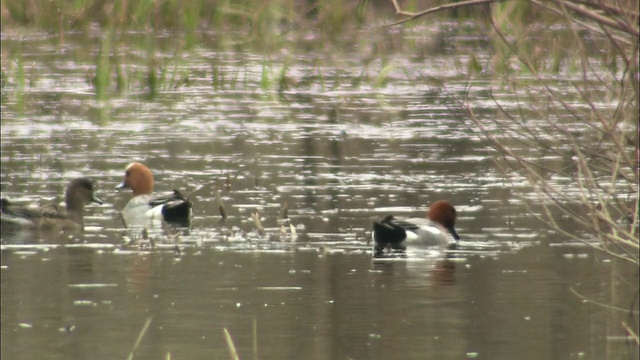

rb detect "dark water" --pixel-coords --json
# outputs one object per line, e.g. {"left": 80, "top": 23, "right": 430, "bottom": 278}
{"left": 1, "top": 27, "right": 637, "bottom": 359}
{"left": 1, "top": 245, "right": 634, "bottom": 359}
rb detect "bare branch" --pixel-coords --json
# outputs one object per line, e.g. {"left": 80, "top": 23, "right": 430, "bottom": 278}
{"left": 549, "top": 0, "right": 639, "bottom": 35}
{"left": 384, "top": 0, "right": 499, "bottom": 27}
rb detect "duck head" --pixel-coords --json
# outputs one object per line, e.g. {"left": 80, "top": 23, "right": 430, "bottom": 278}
{"left": 116, "top": 162, "right": 154, "bottom": 196}
{"left": 66, "top": 178, "right": 103, "bottom": 209}
{"left": 65, "top": 177, "right": 103, "bottom": 227}
{"left": 427, "top": 200, "right": 460, "bottom": 241}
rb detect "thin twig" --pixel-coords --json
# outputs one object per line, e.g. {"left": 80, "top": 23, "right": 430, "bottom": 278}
{"left": 385, "top": 0, "right": 499, "bottom": 27}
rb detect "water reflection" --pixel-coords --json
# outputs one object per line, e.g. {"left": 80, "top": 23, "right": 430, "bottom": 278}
{"left": 1, "top": 29, "right": 637, "bottom": 360}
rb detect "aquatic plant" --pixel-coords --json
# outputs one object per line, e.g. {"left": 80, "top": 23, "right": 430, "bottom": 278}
{"left": 1, "top": 1, "right": 464, "bottom": 99}
{"left": 128, "top": 317, "right": 153, "bottom": 360}
{"left": 388, "top": 0, "right": 639, "bottom": 347}
{"left": 0, "top": 0, "right": 384, "bottom": 35}
{"left": 222, "top": 317, "right": 259, "bottom": 360}
{"left": 14, "top": 54, "right": 25, "bottom": 114}
{"left": 260, "top": 57, "right": 271, "bottom": 92}
{"left": 223, "top": 328, "right": 240, "bottom": 360}
{"left": 94, "top": 29, "right": 112, "bottom": 100}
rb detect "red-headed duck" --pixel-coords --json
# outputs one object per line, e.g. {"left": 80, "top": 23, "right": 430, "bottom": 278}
{"left": 116, "top": 162, "right": 192, "bottom": 228}
{"left": 1, "top": 177, "right": 103, "bottom": 232}
{"left": 372, "top": 200, "right": 460, "bottom": 257}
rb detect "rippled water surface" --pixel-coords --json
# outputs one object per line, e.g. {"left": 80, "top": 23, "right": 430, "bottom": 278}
{"left": 1, "top": 27, "right": 637, "bottom": 359}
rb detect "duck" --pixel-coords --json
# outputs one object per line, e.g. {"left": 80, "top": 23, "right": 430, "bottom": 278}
{"left": 372, "top": 200, "right": 460, "bottom": 257}
{"left": 116, "top": 162, "right": 192, "bottom": 228}
{"left": 1, "top": 177, "right": 103, "bottom": 232}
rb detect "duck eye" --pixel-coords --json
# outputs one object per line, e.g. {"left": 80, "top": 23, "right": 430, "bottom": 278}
{"left": 125, "top": 170, "right": 130, "bottom": 177}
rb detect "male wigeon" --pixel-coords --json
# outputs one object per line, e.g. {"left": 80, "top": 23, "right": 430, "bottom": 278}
{"left": 1, "top": 177, "right": 103, "bottom": 232}
{"left": 116, "top": 162, "right": 192, "bottom": 228}
{"left": 372, "top": 200, "right": 460, "bottom": 257}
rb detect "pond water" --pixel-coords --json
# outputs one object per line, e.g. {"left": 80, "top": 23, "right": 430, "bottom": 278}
{"left": 1, "top": 25, "right": 637, "bottom": 359}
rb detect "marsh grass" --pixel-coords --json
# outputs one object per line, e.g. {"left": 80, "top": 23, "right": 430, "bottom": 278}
{"left": 212, "top": 60, "right": 223, "bottom": 90}
{"left": 252, "top": 317, "right": 258, "bottom": 360}
{"left": 1, "top": 0, "right": 620, "bottom": 104}
{"left": 277, "top": 59, "right": 291, "bottom": 93}
{"left": 0, "top": 1, "right": 485, "bottom": 100}
{"left": 95, "top": 29, "right": 112, "bottom": 100}
{"left": 0, "top": 48, "right": 27, "bottom": 113}
{"left": 14, "top": 55, "right": 25, "bottom": 114}
{"left": 222, "top": 317, "right": 259, "bottom": 360}
{"left": 223, "top": 328, "right": 240, "bottom": 360}
{"left": 1, "top": 0, "right": 393, "bottom": 34}
{"left": 260, "top": 58, "right": 271, "bottom": 92}
{"left": 390, "top": 0, "right": 639, "bottom": 347}
{"left": 316, "top": 64, "right": 326, "bottom": 92}
{"left": 122, "top": 315, "right": 259, "bottom": 359}
{"left": 127, "top": 317, "right": 153, "bottom": 360}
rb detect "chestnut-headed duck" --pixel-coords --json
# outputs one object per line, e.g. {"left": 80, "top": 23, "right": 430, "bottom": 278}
{"left": 116, "top": 162, "right": 192, "bottom": 228}
{"left": 372, "top": 200, "right": 460, "bottom": 257}
{"left": 1, "top": 177, "right": 103, "bottom": 232}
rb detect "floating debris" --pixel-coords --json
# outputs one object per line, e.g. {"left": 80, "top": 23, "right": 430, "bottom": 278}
{"left": 252, "top": 212, "right": 265, "bottom": 237}
{"left": 281, "top": 200, "right": 288, "bottom": 220}
{"left": 217, "top": 189, "right": 227, "bottom": 221}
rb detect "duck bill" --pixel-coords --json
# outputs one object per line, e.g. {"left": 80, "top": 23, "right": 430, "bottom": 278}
{"left": 116, "top": 181, "right": 128, "bottom": 190}
{"left": 447, "top": 226, "right": 460, "bottom": 241}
